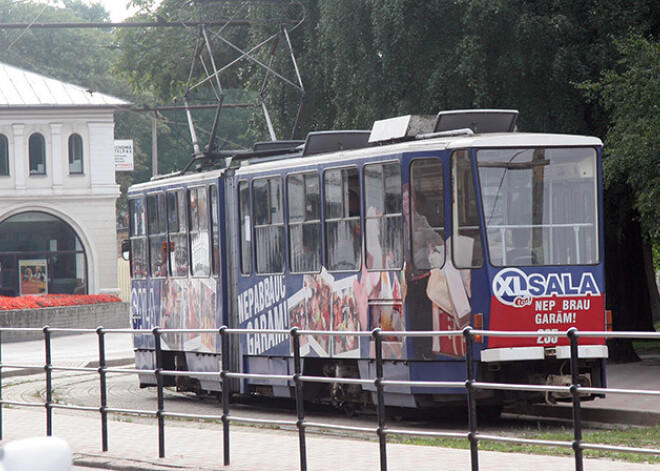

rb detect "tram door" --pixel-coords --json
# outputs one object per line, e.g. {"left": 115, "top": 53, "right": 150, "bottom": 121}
{"left": 403, "top": 152, "right": 485, "bottom": 360}
{"left": 406, "top": 158, "right": 446, "bottom": 360}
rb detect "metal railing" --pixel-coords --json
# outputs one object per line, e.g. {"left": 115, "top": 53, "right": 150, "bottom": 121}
{"left": 0, "top": 326, "right": 659, "bottom": 471}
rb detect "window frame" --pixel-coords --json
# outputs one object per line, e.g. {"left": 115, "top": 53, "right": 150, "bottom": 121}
{"left": 68, "top": 133, "right": 84, "bottom": 175}
{"left": 147, "top": 192, "right": 168, "bottom": 278}
{"left": 323, "top": 165, "right": 362, "bottom": 273}
{"left": 476, "top": 146, "right": 600, "bottom": 267}
{"left": 363, "top": 160, "right": 403, "bottom": 271}
{"left": 188, "top": 185, "right": 211, "bottom": 277}
{"left": 409, "top": 157, "right": 447, "bottom": 271}
{"left": 451, "top": 150, "right": 485, "bottom": 269}
{"left": 128, "top": 196, "right": 148, "bottom": 280}
{"left": 0, "top": 134, "right": 8, "bottom": 176}
{"left": 210, "top": 184, "right": 220, "bottom": 277}
{"left": 287, "top": 170, "right": 322, "bottom": 274}
{"left": 29, "top": 133, "right": 46, "bottom": 175}
{"left": 166, "top": 189, "right": 190, "bottom": 277}
{"left": 237, "top": 180, "right": 252, "bottom": 277}
{"left": 252, "top": 175, "right": 286, "bottom": 275}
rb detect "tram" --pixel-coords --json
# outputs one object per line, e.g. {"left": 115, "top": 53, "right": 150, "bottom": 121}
{"left": 127, "top": 109, "right": 608, "bottom": 411}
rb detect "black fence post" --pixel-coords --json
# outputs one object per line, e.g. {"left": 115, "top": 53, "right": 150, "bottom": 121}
{"left": 153, "top": 327, "right": 165, "bottom": 458}
{"left": 567, "top": 327, "right": 584, "bottom": 471}
{"left": 463, "top": 327, "right": 479, "bottom": 471}
{"left": 373, "top": 328, "right": 387, "bottom": 471}
{"left": 291, "top": 327, "right": 307, "bottom": 471}
{"left": 97, "top": 327, "right": 109, "bottom": 452}
{"left": 43, "top": 325, "right": 53, "bottom": 437}
{"left": 219, "top": 326, "right": 230, "bottom": 466}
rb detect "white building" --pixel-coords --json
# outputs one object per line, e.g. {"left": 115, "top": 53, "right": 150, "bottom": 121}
{"left": 0, "top": 62, "right": 129, "bottom": 297}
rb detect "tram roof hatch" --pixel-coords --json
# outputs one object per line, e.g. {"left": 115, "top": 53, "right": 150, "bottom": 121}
{"left": 369, "top": 109, "right": 519, "bottom": 144}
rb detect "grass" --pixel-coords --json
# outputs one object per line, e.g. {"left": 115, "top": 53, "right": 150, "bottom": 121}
{"left": 389, "top": 424, "right": 660, "bottom": 464}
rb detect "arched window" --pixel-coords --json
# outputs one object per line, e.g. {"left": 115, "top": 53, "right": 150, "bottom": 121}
{"left": 0, "top": 134, "right": 8, "bottom": 176}
{"left": 29, "top": 133, "right": 46, "bottom": 175}
{"left": 68, "top": 133, "right": 83, "bottom": 174}
{"left": 0, "top": 211, "right": 88, "bottom": 296}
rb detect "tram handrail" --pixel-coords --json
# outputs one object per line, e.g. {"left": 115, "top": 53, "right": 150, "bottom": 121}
{"left": 0, "top": 326, "right": 658, "bottom": 471}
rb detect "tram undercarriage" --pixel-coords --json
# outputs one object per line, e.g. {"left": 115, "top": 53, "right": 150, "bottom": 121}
{"left": 135, "top": 348, "right": 604, "bottom": 418}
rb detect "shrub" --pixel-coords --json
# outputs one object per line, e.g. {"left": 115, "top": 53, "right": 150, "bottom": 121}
{"left": 0, "top": 294, "right": 122, "bottom": 311}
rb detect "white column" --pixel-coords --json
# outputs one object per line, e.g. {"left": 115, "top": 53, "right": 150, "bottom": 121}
{"left": 51, "top": 123, "right": 63, "bottom": 188}
{"left": 12, "top": 124, "right": 25, "bottom": 189}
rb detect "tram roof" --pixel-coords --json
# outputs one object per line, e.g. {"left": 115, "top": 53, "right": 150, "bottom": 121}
{"left": 232, "top": 131, "right": 603, "bottom": 176}
{"left": 128, "top": 168, "right": 226, "bottom": 193}
{"left": 128, "top": 131, "right": 602, "bottom": 193}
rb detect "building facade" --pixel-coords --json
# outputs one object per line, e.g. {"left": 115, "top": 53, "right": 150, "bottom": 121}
{"left": 0, "top": 62, "right": 129, "bottom": 297}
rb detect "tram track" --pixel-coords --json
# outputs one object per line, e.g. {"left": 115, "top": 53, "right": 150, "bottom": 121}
{"left": 0, "top": 368, "right": 622, "bottom": 439}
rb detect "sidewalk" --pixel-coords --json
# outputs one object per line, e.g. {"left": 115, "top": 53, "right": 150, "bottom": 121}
{"left": 1, "top": 407, "right": 658, "bottom": 471}
{"left": 0, "top": 331, "right": 134, "bottom": 376}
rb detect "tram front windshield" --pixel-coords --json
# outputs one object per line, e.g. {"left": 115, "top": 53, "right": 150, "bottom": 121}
{"left": 476, "top": 147, "right": 598, "bottom": 267}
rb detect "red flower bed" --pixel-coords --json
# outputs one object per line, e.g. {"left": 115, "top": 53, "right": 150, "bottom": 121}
{"left": 0, "top": 294, "right": 122, "bottom": 311}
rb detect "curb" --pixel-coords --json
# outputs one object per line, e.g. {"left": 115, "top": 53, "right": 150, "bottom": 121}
{"left": 74, "top": 453, "right": 207, "bottom": 471}
{"left": 0, "top": 358, "right": 135, "bottom": 379}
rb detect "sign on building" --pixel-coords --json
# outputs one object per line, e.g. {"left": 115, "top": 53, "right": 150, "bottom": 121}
{"left": 114, "top": 140, "right": 134, "bottom": 172}
{"left": 19, "top": 259, "right": 48, "bottom": 296}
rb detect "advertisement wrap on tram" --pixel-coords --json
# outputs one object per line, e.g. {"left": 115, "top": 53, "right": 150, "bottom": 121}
{"left": 127, "top": 110, "right": 608, "bottom": 410}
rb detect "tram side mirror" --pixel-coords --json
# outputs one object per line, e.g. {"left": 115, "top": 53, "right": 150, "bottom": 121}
{"left": 121, "top": 239, "right": 131, "bottom": 261}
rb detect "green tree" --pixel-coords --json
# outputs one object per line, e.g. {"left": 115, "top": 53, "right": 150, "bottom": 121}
{"left": 596, "top": 37, "right": 660, "bottom": 238}
{"left": 0, "top": 0, "right": 116, "bottom": 93}
{"left": 585, "top": 36, "right": 660, "bottom": 357}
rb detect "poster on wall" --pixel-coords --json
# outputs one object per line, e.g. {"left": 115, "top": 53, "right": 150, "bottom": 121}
{"left": 19, "top": 259, "right": 48, "bottom": 296}
{"left": 114, "top": 140, "right": 134, "bottom": 172}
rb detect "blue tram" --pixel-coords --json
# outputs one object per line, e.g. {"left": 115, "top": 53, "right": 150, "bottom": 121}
{"left": 128, "top": 110, "right": 607, "bottom": 410}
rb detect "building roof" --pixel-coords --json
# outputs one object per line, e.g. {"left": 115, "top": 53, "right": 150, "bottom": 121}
{"left": 0, "top": 62, "right": 130, "bottom": 109}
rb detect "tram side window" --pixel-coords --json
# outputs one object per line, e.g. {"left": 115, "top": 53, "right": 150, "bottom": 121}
{"left": 189, "top": 187, "right": 211, "bottom": 277}
{"left": 238, "top": 181, "right": 252, "bottom": 276}
{"left": 409, "top": 159, "right": 445, "bottom": 271}
{"left": 324, "top": 167, "right": 361, "bottom": 271}
{"left": 253, "top": 177, "right": 285, "bottom": 274}
{"left": 129, "top": 197, "right": 148, "bottom": 279}
{"left": 364, "top": 162, "right": 403, "bottom": 270}
{"left": 147, "top": 193, "right": 167, "bottom": 277}
{"left": 210, "top": 185, "right": 220, "bottom": 276}
{"left": 452, "top": 151, "right": 484, "bottom": 268}
{"left": 287, "top": 172, "right": 321, "bottom": 273}
{"left": 166, "top": 190, "right": 189, "bottom": 277}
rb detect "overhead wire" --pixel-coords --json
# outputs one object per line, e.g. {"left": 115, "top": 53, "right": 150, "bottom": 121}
{"left": 6, "top": 1, "right": 49, "bottom": 67}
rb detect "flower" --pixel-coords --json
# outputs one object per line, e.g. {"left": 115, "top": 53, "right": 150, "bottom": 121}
{"left": 0, "top": 294, "right": 122, "bottom": 311}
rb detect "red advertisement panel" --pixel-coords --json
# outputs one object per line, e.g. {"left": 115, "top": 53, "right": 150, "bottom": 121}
{"left": 488, "top": 268, "right": 606, "bottom": 349}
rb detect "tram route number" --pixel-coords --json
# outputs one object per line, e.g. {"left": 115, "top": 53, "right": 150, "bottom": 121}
{"left": 537, "top": 328, "right": 559, "bottom": 344}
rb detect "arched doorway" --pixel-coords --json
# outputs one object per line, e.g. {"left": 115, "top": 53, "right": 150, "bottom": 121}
{"left": 0, "top": 212, "right": 87, "bottom": 296}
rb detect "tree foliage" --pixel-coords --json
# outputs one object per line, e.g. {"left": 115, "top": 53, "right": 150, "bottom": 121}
{"left": 285, "top": 0, "right": 658, "bottom": 135}
{"left": 0, "top": 0, "right": 116, "bottom": 93}
{"left": 3, "top": 1, "right": 660, "bottom": 340}
{"left": 591, "top": 37, "right": 660, "bottom": 240}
